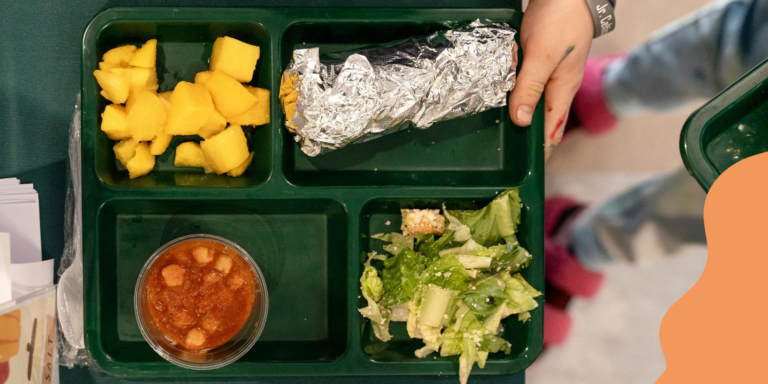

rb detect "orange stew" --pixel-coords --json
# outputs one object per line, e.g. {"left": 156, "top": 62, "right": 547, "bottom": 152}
{"left": 143, "top": 239, "right": 257, "bottom": 351}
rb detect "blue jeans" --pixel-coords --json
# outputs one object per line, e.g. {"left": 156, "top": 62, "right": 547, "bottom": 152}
{"left": 571, "top": 0, "right": 768, "bottom": 270}
{"left": 606, "top": 0, "right": 768, "bottom": 116}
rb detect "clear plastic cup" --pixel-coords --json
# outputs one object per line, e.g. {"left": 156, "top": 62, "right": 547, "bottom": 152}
{"left": 134, "top": 234, "right": 268, "bottom": 370}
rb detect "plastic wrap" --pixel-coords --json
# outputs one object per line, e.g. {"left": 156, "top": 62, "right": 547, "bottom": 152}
{"left": 56, "top": 93, "right": 93, "bottom": 368}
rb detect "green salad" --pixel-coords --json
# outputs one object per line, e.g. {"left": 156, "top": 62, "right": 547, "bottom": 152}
{"left": 359, "top": 189, "right": 540, "bottom": 384}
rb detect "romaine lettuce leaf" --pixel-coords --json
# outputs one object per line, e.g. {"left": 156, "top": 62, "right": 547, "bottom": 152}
{"left": 372, "top": 232, "right": 415, "bottom": 256}
{"left": 416, "top": 231, "right": 458, "bottom": 264}
{"left": 461, "top": 277, "right": 508, "bottom": 321}
{"left": 455, "top": 255, "right": 493, "bottom": 269}
{"left": 380, "top": 248, "right": 427, "bottom": 307}
{"left": 420, "top": 254, "right": 470, "bottom": 293}
{"left": 478, "top": 333, "right": 511, "bottom": 367}
{"left": 444, "top": 204, "right": 471, "bottom": 242}
{"left": 499, "top": 272, "right": 541, "bottom": 314}
{"left": 359, "top": 302, "right": 391, "bottom": 342}
{"left": 360, "top": 266, "right": 384, "bottom": 302}
{"left": 450, "top": 189, "right": 522, "bottom": 247}
{"left": 439, "top": 239, "right": 499, "bottom": 258}
{"left": 459, "top": 336, "right": 478, "bottom": 384}
{"left": 358, "top": 266, "right": 391, "bottom": 341}
{"left": 488, "top": 243, "right": 532, "bottom": 273}
{"left": 419, "top": 285, "right": 457, "bottom": 327}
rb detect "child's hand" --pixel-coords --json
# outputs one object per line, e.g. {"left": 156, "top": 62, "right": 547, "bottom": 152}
{"left": 509, "top": 0, "right": 595, "bottom": 160}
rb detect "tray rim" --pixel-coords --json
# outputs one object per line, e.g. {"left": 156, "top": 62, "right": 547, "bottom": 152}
{"left": 681, "top": 57, "right": 768, "bottom": 192}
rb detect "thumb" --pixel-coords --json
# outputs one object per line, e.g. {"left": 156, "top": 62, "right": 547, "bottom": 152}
{"left": 509, "top": 47, "right": 557, "bottom": 127}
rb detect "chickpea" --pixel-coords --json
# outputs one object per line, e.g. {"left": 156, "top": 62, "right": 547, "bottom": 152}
{"left": 185, "top": 328, "right": 207, "bottom": 349}
{"left": 161, "top": 265, "right": 186, "bottom": 287}
{"left": 203, "top": 271, "right": 222, "bottom": 286}
{"left": 214, "top": 256, "right": 233, "bottom": 274}
{"left": 227, "top": 272, "right": 245, "bottom": 289}
{"left": 192, "top": 247, "right": 214, "bottom": 263}
{"left": 171, "top": 309, "right": 195, "bottom": 329}
{"left": 200, "top": 316, "right": 220, "bottom": 333}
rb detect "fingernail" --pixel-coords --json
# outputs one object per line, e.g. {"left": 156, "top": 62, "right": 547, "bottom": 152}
{"left": 516, "top": 105, "right": 534, "bottom": 126}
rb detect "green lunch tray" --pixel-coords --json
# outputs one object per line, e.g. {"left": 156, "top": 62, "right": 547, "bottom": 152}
{"left": 81, "top": 7, "right": 544, "bottom": 379}
{"left": 681, "top": 57, "right": 768, "bottom": 192}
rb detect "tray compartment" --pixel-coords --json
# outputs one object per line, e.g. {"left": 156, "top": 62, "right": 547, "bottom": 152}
{"left": 93, "top": 197, "right": 348, "bottom": 364}
{"left": 280, "top": 21, "right": 529, "bottom": 187}
{"left": 358, "top": 195, "right": 541, "bottom": 366}
{"left": 85, "top": 16, "right": 272, "bottom": 188}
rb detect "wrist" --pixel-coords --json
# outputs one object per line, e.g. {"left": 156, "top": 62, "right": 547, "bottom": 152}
{"left": 583, "top": 0, "right": 616, "bottom": 38}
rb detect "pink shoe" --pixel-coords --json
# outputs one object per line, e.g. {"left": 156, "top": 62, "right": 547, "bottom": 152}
{"left": 566, "top": 54, "right": 625, "bottom": 136}
{"left": 543, "top": 304, "right": 573, "bottom": 347}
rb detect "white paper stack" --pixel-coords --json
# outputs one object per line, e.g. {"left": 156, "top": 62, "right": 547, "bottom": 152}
{"left": 0, "top": 177, "right": 53, "bottom": 309}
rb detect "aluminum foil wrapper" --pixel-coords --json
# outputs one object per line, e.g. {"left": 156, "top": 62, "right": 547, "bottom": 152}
{"left": 280, "top": 19, "right": 518, "bottom": 156}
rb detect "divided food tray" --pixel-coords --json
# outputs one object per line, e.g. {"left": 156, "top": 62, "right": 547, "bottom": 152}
{"left": 81, "top": 7, "right": 543, "bottom": 379}
{"left": 682, "top": 57, "right": 768, "bottom": 191}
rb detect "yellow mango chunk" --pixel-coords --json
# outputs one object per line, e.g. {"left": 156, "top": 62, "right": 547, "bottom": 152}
{"left": 229, "top": 87, "right": 270, "bottom": 126}
{"left": 126, "top": 142, "right": 155, "bottom": 179}
{"left": 127, "top": 91, "right": 167, "bottom": 141}
{"left": 122, "top": 67, "right": 159, "bottom": 92}
{"left": 209, "top": 37, "right": 260, "bottom": 83}
{"left": 150, "top": 131, "right": 173, "bottom": 155}
{"left": 101, "top": 104, "right": 131, "bottom": 140}
{"left": 158, "top": 91, "right": 172, "bottom": 114}
{"left": 113, "top": 67, "right": 159, "bottom": 112}
{"left": 200, "top": 125, "right": 249, "bottom": 174}
{"left": 94, "top": 69, "right": 131, "bottom": 104}
{"left": 125, "top": 91, "right": 138, "bottom": 113}
{"left": 174, "top": 142, "right": 209, "bottom": 168}
{"left": 204, "top": 71, "right": 257, "bottom": 118}
{"left": 165, "top": 81, "right": 215, "bottom": 135}
{"left": 129, "top": 39, "right": 157, "bottom": 68}
{"left": 113, "top": 139, "right": 139, "bottom": 167}
{"left": 194, "top": 71, "right": 212, "bottom": 85}
{"left": 102, "top": 45, "right": 137, "bottom": 65}
{"left": 99, "top": 61, "right": 125, "bottom": 71}
{"left": 197, "top": 110, "right": 227, "bottom": 139}
{"left": 227, "top": 152, "right": 253, "bottom": 177}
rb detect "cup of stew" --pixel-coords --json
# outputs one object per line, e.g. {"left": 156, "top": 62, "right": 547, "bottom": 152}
{"left": 135, "top": 234, "right": 268, "bottom": 369}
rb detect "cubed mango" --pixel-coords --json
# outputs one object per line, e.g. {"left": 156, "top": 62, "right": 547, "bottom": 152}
{"left": 158, "top": 91, "right": 172, "bottom": 114}
{"left": 129, "top": 39, "right": 157, "bottom": 68}
{"left": 197, "top": 110, "right": 227, "bottom": 139}
{"left": 174, "top": 142, "right": 209, "bottom": 168}
{"left": 209, "top": 37, "right": 260, "bottom": 83}
{"left": 94, "top": 69, "right": 131, "bottom": 104}
{"left": 127, "top": 91, "right": 167, "bottom": 141}
{"left": 122, "top": 67, "right": 159, "bottom": 92}
{"left": 194, "top": 71, "right": 212, "bottom": 85}
{"left": 113, "top": 139, "right": 139, "bottom": 167}
{"left": 200, "top": 125, "right": 249, "bottom": 174}
{"left": 126, "top": 142, "right": 155, "bottom": 179}
{"left": 99, "top": 61, "right": 125, "bottom": 71}
{"left": 204, "top": 71, "right": 257, "bottom": 118}
{"left": 164, "top": 81, "right": 215, "bottom": 135}
{"left": 150, "top": 131, "right": 173, "bottom": 155}
{"left": 101, "top": 104, "right": 131, "bottom": 140}
{"left": 102, "top": 45, "right": 137, "bottom": 65}
{"left": 229, "top": 87, "right": 270, "bottom": 126}
{"left": 227, "top": 152, "right": 253, "bottom": 177}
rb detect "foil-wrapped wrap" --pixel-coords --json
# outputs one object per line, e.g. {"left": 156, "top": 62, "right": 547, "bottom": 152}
{"left": 280, "top": 19, "right": 518, "bottom": 156}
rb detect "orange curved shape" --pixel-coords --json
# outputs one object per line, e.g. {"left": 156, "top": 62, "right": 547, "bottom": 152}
{"left": 657, "top": 152, "right": 768, "bottom": 383}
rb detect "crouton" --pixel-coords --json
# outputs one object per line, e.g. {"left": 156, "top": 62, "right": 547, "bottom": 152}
{"left": 400, "top": 209, "right": 445, "bottom": 235}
